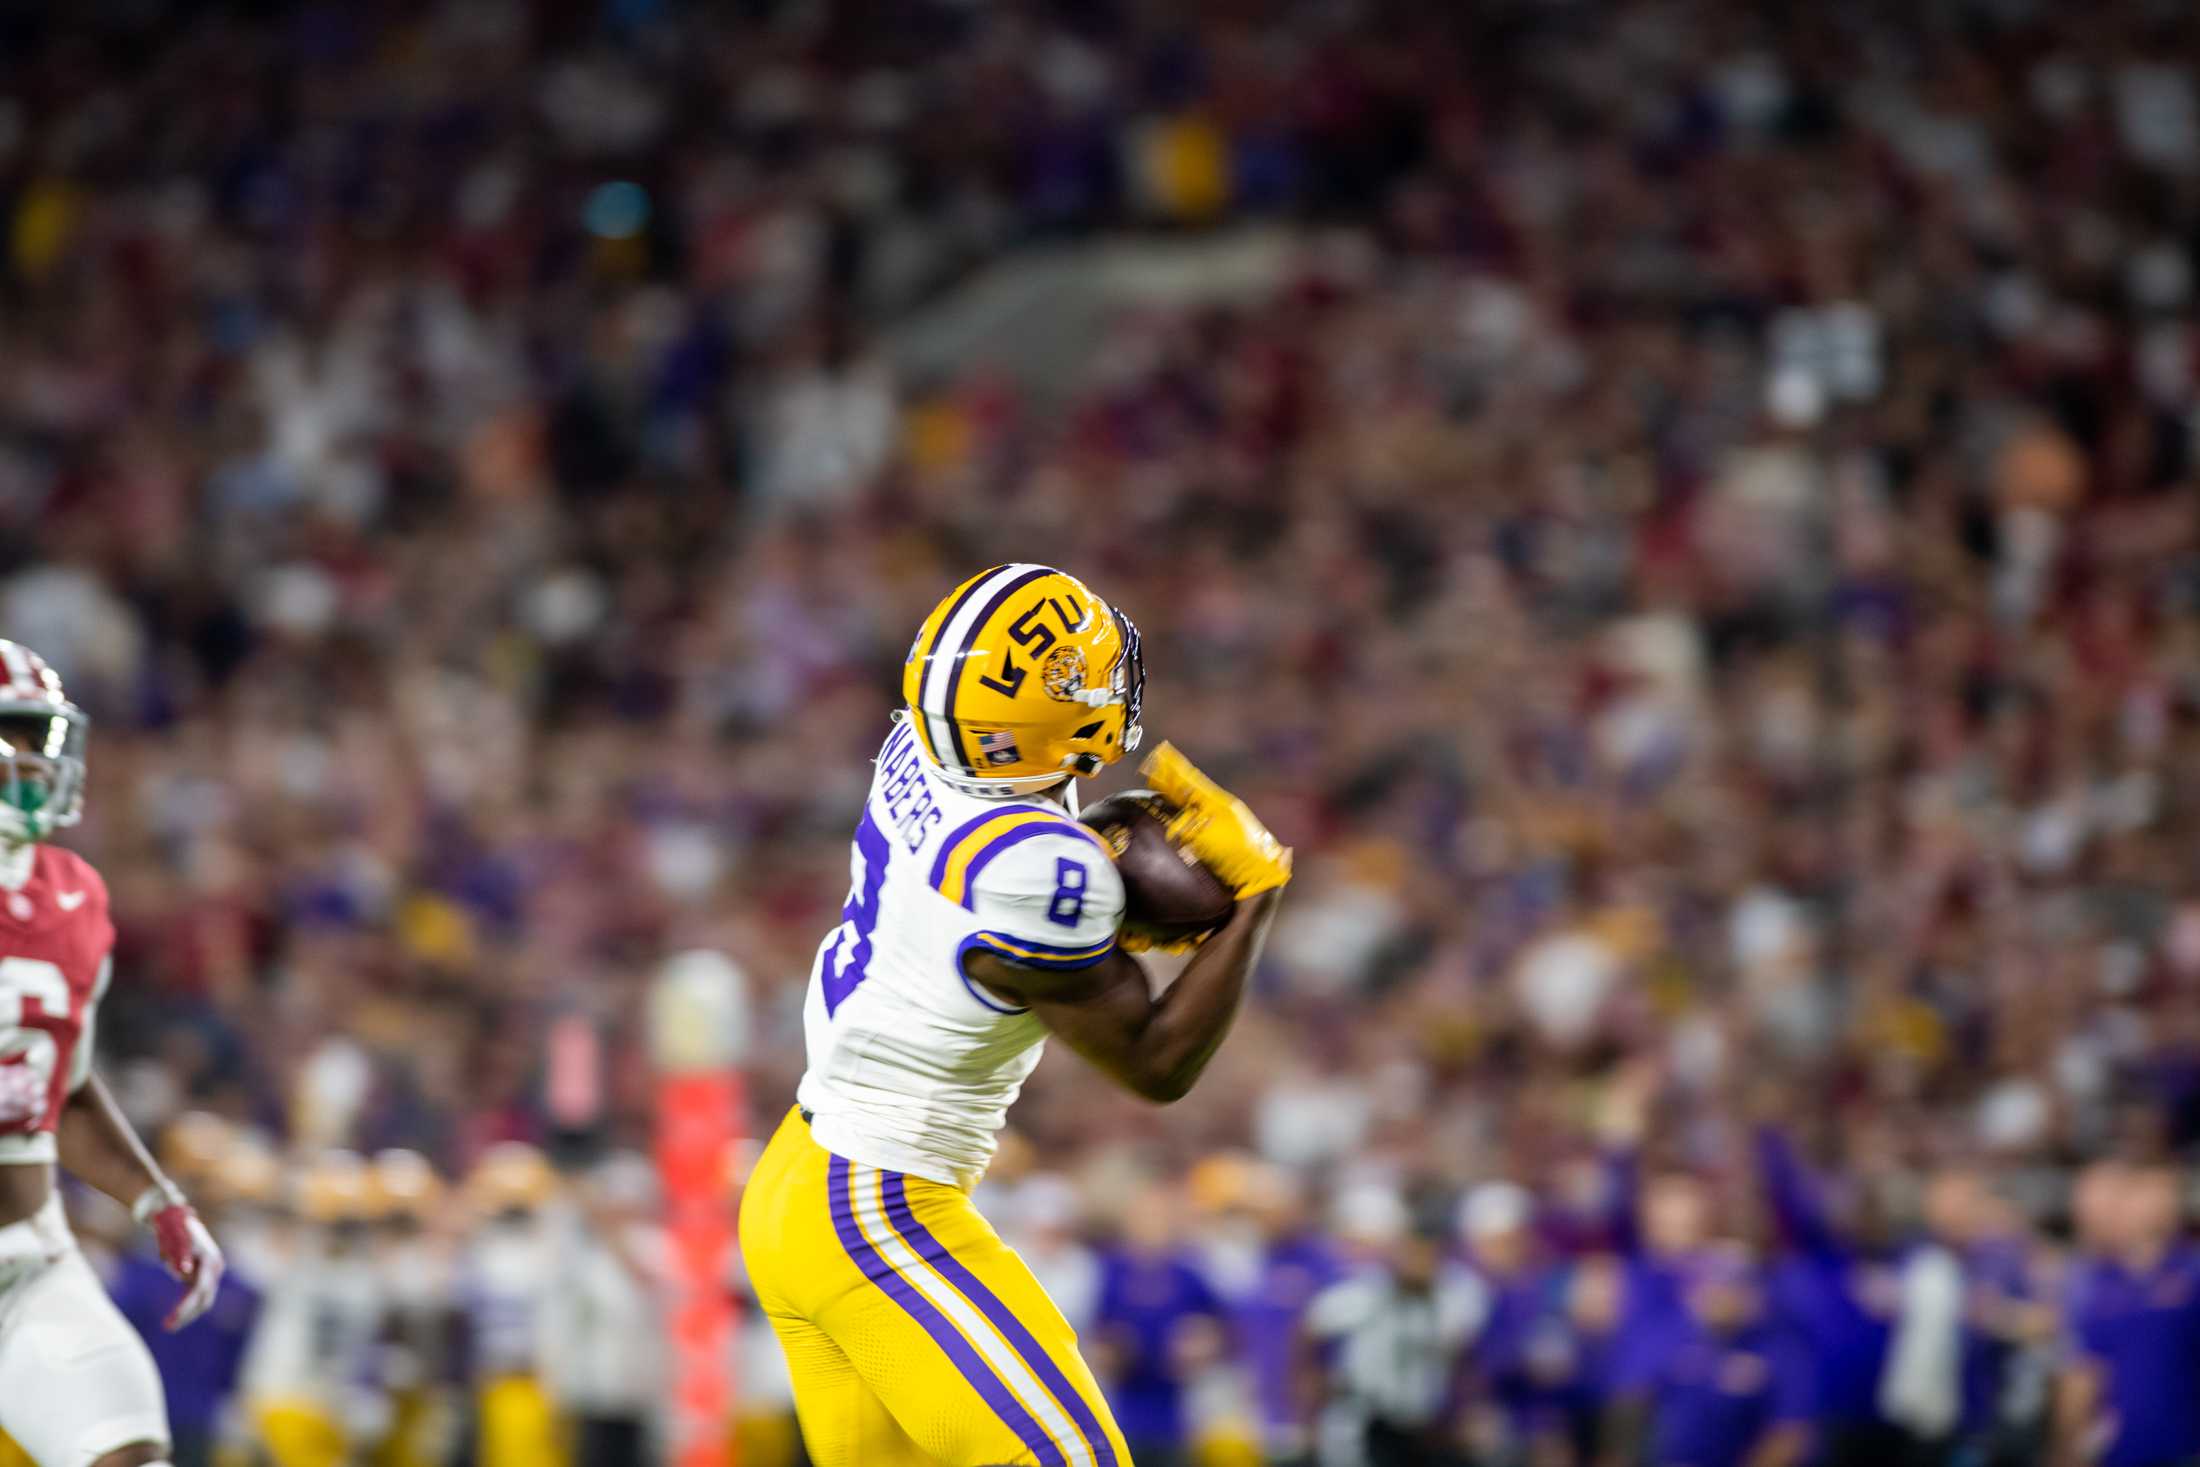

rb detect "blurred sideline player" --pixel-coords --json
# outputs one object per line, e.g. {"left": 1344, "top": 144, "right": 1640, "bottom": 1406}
{"left": 741, "top": 565, "right": 1293, "bottom": 1466}
{"left": 190, "top": 1127, "right": 285, "bottom": 1467}
{"left": 206, "top": 1132, "right": 288, "bottom": 1293}
{"left": 457, "top": 1143, "right": 566, "bottom": 1467}
{"left": 0, "top": 641, "right": 225, "bottom": 1467}
{"left": 240, "top": 1152, "right": 387, "bottom": 1467}
{"left": 543, "top": 1152, "right": 670, "bottom": 1467}
{"left": 368, "top": 1151, "right": 455, "bottom": 1467}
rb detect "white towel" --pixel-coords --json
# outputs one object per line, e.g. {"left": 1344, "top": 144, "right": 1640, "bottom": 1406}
{"left": 1879, "top": 1244, "right": 1966, "bottom": 1439}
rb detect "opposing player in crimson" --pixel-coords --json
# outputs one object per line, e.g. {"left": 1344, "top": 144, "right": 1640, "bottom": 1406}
{"left": 0, "top": 642, "right": 224, "bottom": 1467}
{"left": 739, "top": 565, "right": 1293, "bottom": 1467}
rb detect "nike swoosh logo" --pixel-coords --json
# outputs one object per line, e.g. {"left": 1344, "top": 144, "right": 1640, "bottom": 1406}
{"left": 56, "top": 891, "right": 86, "bottom": 912}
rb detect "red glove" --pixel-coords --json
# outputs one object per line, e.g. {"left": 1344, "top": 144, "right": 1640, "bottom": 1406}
{"left": 135, "top": 1185, "right": 225, "bottom": 1330}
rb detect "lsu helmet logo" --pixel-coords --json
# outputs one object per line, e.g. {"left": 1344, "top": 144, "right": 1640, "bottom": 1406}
{"left": 903, "top": 565, "right": 1144, "bottom": 796}
{"left": 1041, "top": 645, "right": 1087, "bottom": 702}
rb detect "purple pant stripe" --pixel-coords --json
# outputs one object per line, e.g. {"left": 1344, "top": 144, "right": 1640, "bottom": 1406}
{"left": 882, "top": 1172, "right": 1118, "bottom": 1465}
{"left": 827, "top": 1156, "right": 1066, "bottom": 1467}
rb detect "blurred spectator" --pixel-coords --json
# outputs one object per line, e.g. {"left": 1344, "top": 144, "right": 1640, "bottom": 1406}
{"left": 1754, "top": 1123, "right": 1902, "bottom": 1466}
{"left": 1093, "top": 1184, "right": 1231, "bottom": 1467}
{"left": 1221, "top": 1163, "right": 1349, "bottom": 1464}
{"left": 1303, "top": 1189, "right": 1487, "bottom": 1467}
{"left": 546, "top": 1153, "right": 667, "bottom": 1467}
{"left": 2055, "top": 1165, "right": 2200, "bottom": 1467}
{"left": 1460, "top": 1181, "right": 1584, "bottom": 1467}
{"left": 1629, "top": 1246, "right": 1813, "bottom": 1467}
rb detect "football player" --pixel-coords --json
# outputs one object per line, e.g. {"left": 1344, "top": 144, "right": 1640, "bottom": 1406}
{"left": 367, "top": 1151, "right": 456, "bottom": 1467}
{"left": 0, "top": 641, "right": 225, "bottom": 1467}
{"left": 740, "top": 565, "right": 1292, "bottom": 1467}
{"left": 240, "top": 1150, "right": 390, "bottom": 1467}
{"left": 457, "top": 1143, "right": 567, "bottom": 1467}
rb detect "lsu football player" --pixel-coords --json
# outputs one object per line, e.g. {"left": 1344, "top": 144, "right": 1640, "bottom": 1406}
{"left": 368, "top": 1151, "right": 455, "bottom": 1467}
{"left": 457, "top": 1143, "right": 567, "bottom": 1467}
{"left": 740, "top": 565, "right": 1291, "bottom": 1467}
{"left": 239, "top": 1150, "right": 389, "bottom": 1467}
{"left": 0, "top": 641, "right": 225, "bottom": 1467}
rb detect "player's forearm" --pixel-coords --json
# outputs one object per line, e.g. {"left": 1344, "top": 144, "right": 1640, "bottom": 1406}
{"left": 1127, "top": 888, "right": 1281, "bottom": 1102}
{"left": 55, "top": 1072, "right": 177, "bottom": 1211}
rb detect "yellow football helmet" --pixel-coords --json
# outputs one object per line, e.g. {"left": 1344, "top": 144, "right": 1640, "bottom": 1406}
{"left": 903, "top": 564, "right": 1145, "bottom": 796}
{"left": 295, "top": 1149, "right": 376, "bottom": 1225}
{"left": 464, "top": 1141, "right": 559, "bottom": 1216}
{"left": 159, "top": 1110, "right": 235, "bottom": 1190}
{"left": 223, "top": 1133, "right": 285, "bottom": 1209}
{"left": 369, "top": 1148, "right": 447, "bottom": 1224}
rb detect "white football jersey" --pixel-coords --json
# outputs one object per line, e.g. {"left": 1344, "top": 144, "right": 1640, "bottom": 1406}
{"left": 798, "top": 718, "right": 1125, "bottom": 1188}
{"left": 240, "top": 1245, "right": 386, "bottom": 1404}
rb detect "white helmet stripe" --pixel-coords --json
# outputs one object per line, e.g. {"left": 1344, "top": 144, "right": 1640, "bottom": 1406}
{"left": 919, "top": 562, "right": 1043, "bottom": 772}
{"left": 925, "top": 708, "right": 959, "bottom": 769}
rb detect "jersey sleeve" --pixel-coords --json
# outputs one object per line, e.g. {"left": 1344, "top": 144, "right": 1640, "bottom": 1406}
{"left": 67, "top": 954, "right": 111, "bottom": 1092}
{"left": 961, "top": 822, "right": 1126, "bottom": 972}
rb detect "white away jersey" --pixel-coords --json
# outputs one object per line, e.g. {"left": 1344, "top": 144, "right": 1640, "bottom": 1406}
{"left": 798, "top": 719, "right": 1124, "bottom": 1188}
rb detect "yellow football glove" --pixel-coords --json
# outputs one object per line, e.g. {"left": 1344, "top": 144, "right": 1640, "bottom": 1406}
{"left": 1120, "top": 927, "right": 1209, "bottom": 957}
{"left": 1139, "top": 742, "right": 1293, "bottom": 899}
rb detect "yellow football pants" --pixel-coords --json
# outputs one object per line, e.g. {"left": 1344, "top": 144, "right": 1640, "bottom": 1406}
{"left": 375, "top": 1388, "right": 447, "bottom": 1467}
{"left": 477, "top": 1375, "right": 565, "bottom": 1467}
{"left": 740, "top": 1108, "right": 1130, "bottom": 1467}
{"left": 252, "top": 1401, "right": 348, "bottom": 1467}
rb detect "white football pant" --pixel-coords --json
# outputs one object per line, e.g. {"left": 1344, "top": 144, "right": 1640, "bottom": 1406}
{"left": 0, "top": 1194, "right": 169, "bottom": 1467}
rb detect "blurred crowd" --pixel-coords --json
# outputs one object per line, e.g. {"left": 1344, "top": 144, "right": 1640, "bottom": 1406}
{"left": 6, "top": 0, "right": 2200, "bottom": 1463}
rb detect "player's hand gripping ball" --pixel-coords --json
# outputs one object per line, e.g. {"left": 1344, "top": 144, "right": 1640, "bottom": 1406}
{"left": 1138, "top": 742, "right": 1293, "bottom": 899}
{"left": 1079, "top": 790, "right": 1235, "bottom": 954}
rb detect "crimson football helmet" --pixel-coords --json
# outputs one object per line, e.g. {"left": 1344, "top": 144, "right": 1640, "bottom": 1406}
{"left": 0, "top": 641, "right": 88, "bottom": 844}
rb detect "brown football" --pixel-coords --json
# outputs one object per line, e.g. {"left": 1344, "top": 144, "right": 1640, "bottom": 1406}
{"left": 1079, "top": 790, "right": 1235, "bottom": 943}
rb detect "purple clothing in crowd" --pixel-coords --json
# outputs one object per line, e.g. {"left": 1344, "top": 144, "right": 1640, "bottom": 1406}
{"left": 1096, "top": 1246, "right": 1228, "bottom": 1449}
{"left": 2064, "top": 1246, "right": 2200, "bottom": 1467}
{"left": 1756, "top": 1129, "right": 1895, "bottom": 1426}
